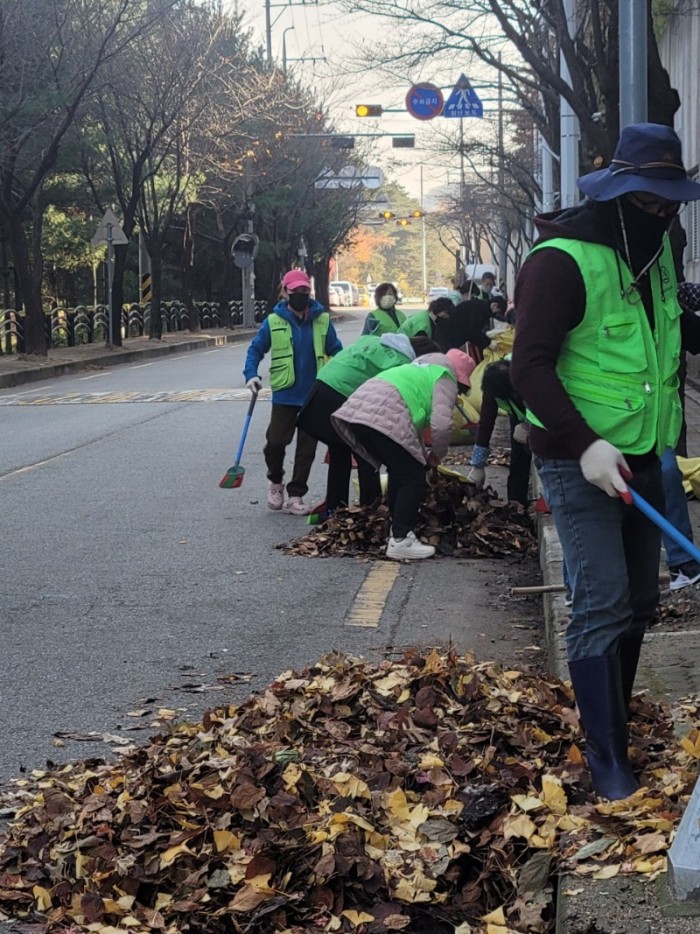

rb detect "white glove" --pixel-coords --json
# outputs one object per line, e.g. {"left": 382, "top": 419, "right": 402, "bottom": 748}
{"left": 512, "top": 422, "right": 529, "bottom": 444}
{"left": 466, "top": 466, "right": 486, "bottom": 490}
{"left": 246, "top": 376, "right": 262, "bottom": 394}
{"left": 579, "top": 439, "right": 631, "bottom": 501}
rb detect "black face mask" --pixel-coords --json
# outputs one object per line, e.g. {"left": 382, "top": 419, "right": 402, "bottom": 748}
{"left": 620, "top": 198, "right": 672, "bottom": 244}
{"left": 288, "top": 292, "right": 310, "bottom": 312}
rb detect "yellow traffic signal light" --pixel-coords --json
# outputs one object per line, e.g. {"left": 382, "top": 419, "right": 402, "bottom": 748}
{"left": 355, "top": 104, "right": 383, "bottom": 117}
{"left": 411, "top": 209, "right": 425, "bottom": 218}
{"left": 396, "top": 218, "right": 411, "bottom": 227}
{"left": 379, "top": 210, "right": 395, "bottom": 219}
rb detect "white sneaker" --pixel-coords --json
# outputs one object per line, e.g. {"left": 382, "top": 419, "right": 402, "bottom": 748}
{"left": 282, "top": 496, "right": 313, "bottom": 516}
{"left": 267, "top": 483, "right": 284, "bottom": 510}
{"left": 386, "top": 530, "right": 435, "bottom": 560}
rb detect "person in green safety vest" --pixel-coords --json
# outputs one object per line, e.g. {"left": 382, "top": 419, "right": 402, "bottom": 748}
{"left": 466, "top": 357, "right": 531, "bottom": 506}
{"left": 297, "top": 334, "right": 439, "bottom": 517}
{"left": 332, "top": 348, "right": 475, "bottom": 560}
{"left": 361, "top": 282, "right": 407, "bottom": 336}
{"left": 398, "top": 297, "right": 454, "bottom": 343}
{"left": 243, "top": 268, "right": 342, "bottom": 515}
{"left": 511, "top": 123, "right": 700, "bottom": 801}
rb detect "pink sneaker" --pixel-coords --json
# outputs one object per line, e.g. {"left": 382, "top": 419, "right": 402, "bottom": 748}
{"left": 267, "top": 483, "right": 284, "bottom": 510}
{"left": 282, "top": 496, "right": 313, "bottom": 516}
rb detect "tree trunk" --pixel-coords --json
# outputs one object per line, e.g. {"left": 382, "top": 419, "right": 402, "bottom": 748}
{"left": 149, "top": 245, "right": 163, "bottom": 340}
{"left": 7, "top": 213, "right": 47, "bottom": 356}
{"left": 109, "top": 243, "right": 128, "bottom": 347}
{"left": 313, "top": 258, "right": 330, "bottom": 309}
{"left": 182, "top": 204, "right": 199, "bottom": 332}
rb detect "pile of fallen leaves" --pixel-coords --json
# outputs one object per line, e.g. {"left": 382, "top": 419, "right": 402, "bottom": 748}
{"left": 278, "top": 479, "right": 537, "bottom": 559}
{"left": 0, "top": 651, "right": 698, "bottom": 934}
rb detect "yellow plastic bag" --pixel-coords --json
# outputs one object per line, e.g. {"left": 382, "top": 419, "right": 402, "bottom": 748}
{"left": 677, "top": 456, "right": 700, "bottom": 498}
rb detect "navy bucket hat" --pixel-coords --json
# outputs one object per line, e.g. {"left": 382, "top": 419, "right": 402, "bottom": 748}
{"left": 577, "top": 123, "right": 700, "bottom": 203}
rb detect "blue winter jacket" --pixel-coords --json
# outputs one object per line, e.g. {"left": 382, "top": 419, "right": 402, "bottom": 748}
{"left": 243, "top": 299, "right": 343, "bottom": 406}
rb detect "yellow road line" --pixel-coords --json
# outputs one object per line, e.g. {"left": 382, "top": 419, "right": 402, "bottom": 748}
{"left": 346, "top": 561, "right": 400, "bottom": 628}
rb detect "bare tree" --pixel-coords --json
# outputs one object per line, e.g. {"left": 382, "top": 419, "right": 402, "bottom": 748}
{"left": 0, "top": 0, "right": 175, "bottom": 355}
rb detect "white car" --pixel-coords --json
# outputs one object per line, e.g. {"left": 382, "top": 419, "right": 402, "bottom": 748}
{"left": 328, "top": 285, "right": 342, "bottom": 307}
{"left": 427, "top": 286, "right": 449, "bottom": 302}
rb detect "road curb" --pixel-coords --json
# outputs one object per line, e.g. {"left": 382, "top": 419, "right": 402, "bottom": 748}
{"left": 0, "top": 330, "right": 255, "bottom": 389}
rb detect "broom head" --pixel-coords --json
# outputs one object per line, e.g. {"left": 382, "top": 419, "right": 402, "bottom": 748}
{"left": 219, "top": 465, "right": 245, "bottom": 489}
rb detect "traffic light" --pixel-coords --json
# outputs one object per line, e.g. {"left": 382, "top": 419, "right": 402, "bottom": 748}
{"left": 392, "top": 136, "right": 415, "bottom": 148}
{"left": 396, "top": 218, "right": 411, "bottom": 227}
{"left": 379, "top": 210, "right": 395, "bottom": 219}
{"left": 410, "top": 210, "right": 425, "bottom": 218}
{"left": 355, "top": 104, "right": 383, "bottom": 117}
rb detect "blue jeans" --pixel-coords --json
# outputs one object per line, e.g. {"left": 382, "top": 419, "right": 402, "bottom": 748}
{"left": 661, "top": 447, "right": 694, "bottom": 567}
{"left": 536, "top": 457, "right": 663, "bottom": 661}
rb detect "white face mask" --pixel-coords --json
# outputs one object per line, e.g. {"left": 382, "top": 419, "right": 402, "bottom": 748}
{"left": 379, "top": 294, "right": 396, "bottom": 310}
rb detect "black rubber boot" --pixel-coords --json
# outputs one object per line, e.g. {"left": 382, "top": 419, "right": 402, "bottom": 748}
{"left": 618, "top": 633, "right": 644, "bottom": 712}
{"left": 568, "top": 654, "right": 640, "bottom": 800}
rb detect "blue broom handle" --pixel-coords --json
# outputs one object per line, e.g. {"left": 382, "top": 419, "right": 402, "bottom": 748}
{"left": 234, "top": 391, "right": 258, "bottom": 467}
{"left": 628, "top": 488, "right": 700, "bottom": 565}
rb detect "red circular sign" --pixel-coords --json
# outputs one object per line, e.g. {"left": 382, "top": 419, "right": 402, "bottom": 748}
{"left": 405, "top": 83, "right": 444, "bottom": 121}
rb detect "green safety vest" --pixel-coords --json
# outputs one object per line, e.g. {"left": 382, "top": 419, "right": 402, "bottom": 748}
{"left": 317, "top": 336, "right": 409, "bottom": 398}
{"left": 525, "top": 236, "right": 682, "bottom": 454}
{"left": 496, "top": 397, "right": 527, "bottom": 421}
{"left": 268, "top": 312, "right": 330, "bottom": 391}
{"left": 369, "top": 307, "right": 407, "bottom": 335}
{"left": 399, "top": 311, "right": 434, "bottom": 339}
{"left": 376, "top": 362, "right": 455, "bottom": 432}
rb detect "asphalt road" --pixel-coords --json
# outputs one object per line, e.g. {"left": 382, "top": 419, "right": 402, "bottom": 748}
{"left": 0, "top": 312, "right": 543, "bottom": 782}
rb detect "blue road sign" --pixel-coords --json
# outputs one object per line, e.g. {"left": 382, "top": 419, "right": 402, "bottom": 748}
{"left": 405, "top": 83, "right": 444, "bottom": 121}
{"left": 443, "top": 74, "right": 483, "bottom": 118}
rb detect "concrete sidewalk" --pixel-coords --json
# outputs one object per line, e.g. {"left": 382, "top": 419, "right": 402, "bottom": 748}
{"left": 0, "top": 327, "right": 257, "bottom": 389}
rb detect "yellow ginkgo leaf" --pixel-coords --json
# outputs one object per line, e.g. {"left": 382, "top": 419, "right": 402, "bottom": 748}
{"left": 541, "top": 774, "right": 568, "bottom": 815}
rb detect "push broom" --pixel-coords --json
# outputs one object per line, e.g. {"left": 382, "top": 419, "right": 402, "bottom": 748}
{"left": 628, "top": 488, "right": 700, "bottom": 564}
{"left": 219, "top": 390, "right": 259, "bottom": 489}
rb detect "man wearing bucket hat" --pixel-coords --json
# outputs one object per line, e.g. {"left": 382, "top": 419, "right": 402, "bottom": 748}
{"left": 511, "top": 123, "right": 700, "bottom": 800}
{"left": 243, "top": 269, "right": 342, "bottom": 515}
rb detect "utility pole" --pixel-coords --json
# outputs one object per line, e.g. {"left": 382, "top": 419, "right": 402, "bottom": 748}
{"left": 619, "top": 1, "right": 647, "bottom": 126}
{"left": 497, "top": 54, "right": 507, "bottom": 286}
{"left": 420, "top": 165, "right": 427, "bottom": 296}
{"left": 265, "top": 0, "right": 272, "bottom": 64}
{"left": 560, "top": 0, "right": 580, "bottom": 209}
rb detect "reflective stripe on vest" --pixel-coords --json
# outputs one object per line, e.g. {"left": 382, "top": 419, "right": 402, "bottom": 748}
{"left": 268, "top": 312, "right": 330, "bottom": 391}
{"left": 524, "top": 236, "right": 682, "bottom": 454}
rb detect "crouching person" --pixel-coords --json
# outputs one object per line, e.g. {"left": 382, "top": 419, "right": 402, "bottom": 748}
{"left": 332, "top": 349, "right": 475, "bottom": 560}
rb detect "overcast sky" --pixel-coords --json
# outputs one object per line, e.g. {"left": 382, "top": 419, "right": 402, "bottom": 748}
{"left": 232, "top": 0, "right": 496, "bottom": 204}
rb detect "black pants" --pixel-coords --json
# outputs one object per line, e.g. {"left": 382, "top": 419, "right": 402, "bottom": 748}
{"left": 352, "top": 425, "right": 426, "bottom": 538}
{"left": 508, "top": 414, "right": 532, "bottom": 506}
{"left": 264, "top": 403, "right": 317, "bottom": 497}
{"left": 297, "top": 382, "right": 381, "bottom": 510}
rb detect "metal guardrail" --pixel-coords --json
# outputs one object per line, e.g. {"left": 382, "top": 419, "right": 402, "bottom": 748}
{"left": 0, "top": 300, "right": 267, "bottom": 355}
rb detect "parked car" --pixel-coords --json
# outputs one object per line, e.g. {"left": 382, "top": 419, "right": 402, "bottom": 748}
{"left": 328, "top": 285, "right": 342, "bottom": 307}
{"left": 357, "top": 285, "right": 369, "bottom": 307}
{"left": 330, "top": 280, "right": 360, "bottom": 306}
{"left": 428, "top": 286, "right": 449, "bottom": 302}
